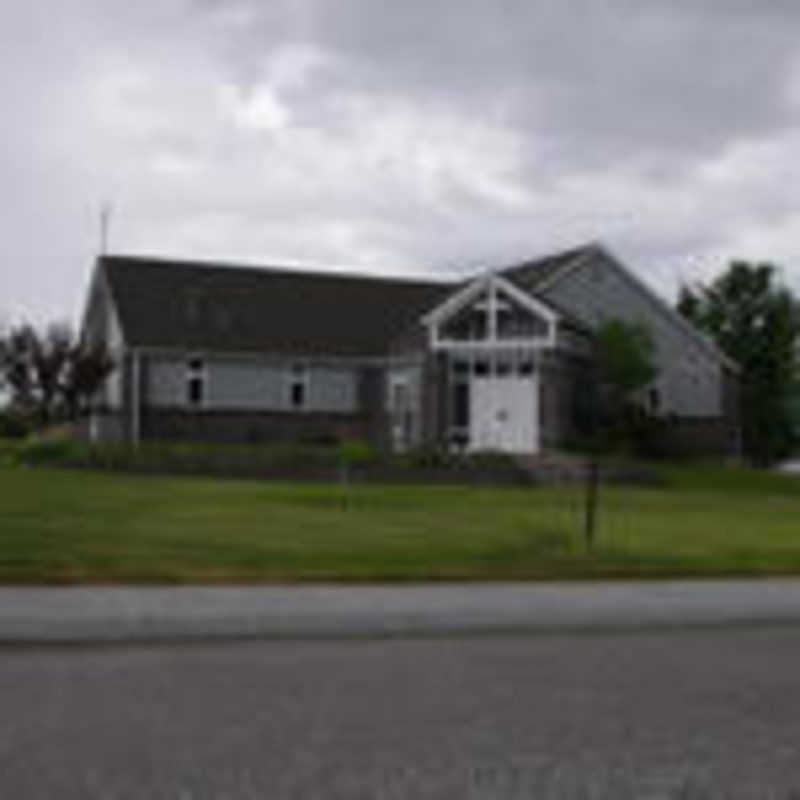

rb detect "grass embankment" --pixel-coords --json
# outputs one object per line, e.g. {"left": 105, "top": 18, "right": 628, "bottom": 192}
{"left": 0, "top": 460, "right": 799, "bottom": 583}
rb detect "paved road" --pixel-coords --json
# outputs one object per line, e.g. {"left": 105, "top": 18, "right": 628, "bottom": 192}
{"left": 4, "top": 579, "right": 800, "bottom": 642}
{"left": 3, "top": 627, "right": 800, "bottom": 798}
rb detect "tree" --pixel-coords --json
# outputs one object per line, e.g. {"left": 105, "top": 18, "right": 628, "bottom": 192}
{"left": 0, "top": 325, "right": 39, "bottom": 418}
{"left": 593, "top": 318, "right": 658, "bottom": 431}
{"left": 678, "top": 261, "right": 799, "bottom": 466}
{"left": 581, "top": 318, "right": 659, "bottom": 551}
{"left": 62, "top": 341, "right": 116, "bottom": 421}
{"left": 0, "top": 323, "right": 114, "bottom": 427}
{"left": 575, "top": 318, "right": 659, "bottom": 447}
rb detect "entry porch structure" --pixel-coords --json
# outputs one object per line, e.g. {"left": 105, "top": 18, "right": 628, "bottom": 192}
{"left": 420, "top": 271, "right": 589, "bottom": 455}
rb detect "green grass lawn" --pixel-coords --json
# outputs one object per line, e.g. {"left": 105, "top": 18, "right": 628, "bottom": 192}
{"left": 0, "top": 462, "right": 799, "bottom": 583}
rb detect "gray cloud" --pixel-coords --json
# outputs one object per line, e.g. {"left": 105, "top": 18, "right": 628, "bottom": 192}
{"left": 239, "top": 1, "right": 800, "bottom": 162}
{"left": 2, "top": 0, "right": 799, "bottom": 326}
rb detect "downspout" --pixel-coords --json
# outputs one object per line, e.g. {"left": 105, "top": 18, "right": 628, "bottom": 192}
{"left": 131, "top": 349, "right": 141, "bottom": 448}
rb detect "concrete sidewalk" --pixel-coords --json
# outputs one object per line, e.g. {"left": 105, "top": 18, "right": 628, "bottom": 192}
{"left": 2, "top": 579, "right": 800, "bottom": 643}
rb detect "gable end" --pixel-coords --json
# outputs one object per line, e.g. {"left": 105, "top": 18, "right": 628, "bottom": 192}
{"left": 540, "top": 245, "right": 738, "bottom": 372}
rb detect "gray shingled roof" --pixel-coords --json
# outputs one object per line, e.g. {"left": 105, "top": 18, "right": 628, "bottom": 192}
{"left": 498, "top": 244, "right": 597, "bottom": 294}
{"left": 100, "top": 246, "right": 597, "bottom": 356}
{"left": 101, "top": 256, "right": 454, "bottom": 357}
{"left": 495, "top": 245, "right": 597, "bottom": 333}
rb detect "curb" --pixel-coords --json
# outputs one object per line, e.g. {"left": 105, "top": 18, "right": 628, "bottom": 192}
{"left": 2, "top": 580, "right": 800, "bottom": 644}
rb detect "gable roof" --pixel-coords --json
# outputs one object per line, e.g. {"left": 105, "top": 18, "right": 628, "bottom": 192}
{"left": 99, "top": 255, "right": 452, "bottom": 357}
{"left": 496, "top": 242, "right": 737, "bottom": 369}
{"left": 94, "top": 244, "right": 732, "bottom": 368}
{"left": 586, "top": 246, "right": 740, "bottom": 372}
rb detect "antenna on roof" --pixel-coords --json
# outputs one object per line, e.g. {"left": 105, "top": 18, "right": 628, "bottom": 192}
{"left": 99, "top": 202, "right": 112, "bottom": 256}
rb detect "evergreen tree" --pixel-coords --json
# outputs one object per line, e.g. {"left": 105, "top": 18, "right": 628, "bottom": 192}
{"left": 678, "top": 261, "right": 799, "bottom": 466}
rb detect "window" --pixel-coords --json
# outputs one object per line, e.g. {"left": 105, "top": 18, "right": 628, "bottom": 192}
{"left": 186, "top": 357, "right": 205, "bottom": 408}
{"left": 440, "top": 289, "right": 489, "bottom": 341}
{"left": 453, "top": 383, "right": 469, "bottom": 428}
{"left": 288, "top": 363, "right": 309, "bottom": 410}
{"left": 291, "top": 382, "right": 305, "bottom": 409}
{"left": 495, "top": 292, "right": 549, "bottom": 340}
{"left": 518, "top": 360, "right": 534, "bottom": 376}
{"left": 429, "top": 276, "right": 559, "bottom": 358}
{"left": 188, "top": 376, "right": 204, "bottom": 406}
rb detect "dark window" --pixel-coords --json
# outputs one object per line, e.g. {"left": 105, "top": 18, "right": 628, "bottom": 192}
{"left": 291, "top": 381, "right": 305, "bottom": 409}
{"left": 519, "top": 361, "right": 534, "bottom": 376}
{"left": 474, "top": 360, "right": 489, "bottom": 376}
{"left": 453, "top": 383, "right": 470, "bottom": 428}
{"left": 186, "top": 356, "right": 205, "bottom": 407}
{"left": 440, "top": 299, "right": 489, "bottom": 341}
{"left": 496, "top": 296, "right": 548, "bottom": 339}
{"left": 288, "top": 363, "right": 308, "bottom": 410}
{"left": 187, "top": 376, "right": 204, "bottom": 407}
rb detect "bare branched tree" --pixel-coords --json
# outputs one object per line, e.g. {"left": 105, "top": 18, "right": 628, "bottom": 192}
{"left": 0, "top": 323, "right": 114, "bottom": 428}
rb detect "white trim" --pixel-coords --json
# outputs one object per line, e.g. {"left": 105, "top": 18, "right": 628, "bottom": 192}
{"left": 493, "top": 274, "right": 559, "bottom": 329}
{"left": 422, "top": 273, "right": 558, "bottom": 327}
{"left": 420, "top": 277, "right": 488, "bottom": 327}
{"left": 425, "top": 273, "right": 558, "bottom": 352}
{"left": 387, "top": 373, "right": 409, "bottom": 412}
{"left": 388, "top": 374, "right": 414, "bottom": 452}
{"left": 430, "top": 339, "right": 553, "bottom": 352}
{"left": 487, "top": 277, "right": 498, "bottom": 341}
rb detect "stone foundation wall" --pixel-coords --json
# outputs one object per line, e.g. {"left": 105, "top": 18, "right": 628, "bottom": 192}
{"left": 140, "top": 408, "right": 371, "bottom": 446}
{"left": 648, "top": 416, "right": 740, "bottom": 457}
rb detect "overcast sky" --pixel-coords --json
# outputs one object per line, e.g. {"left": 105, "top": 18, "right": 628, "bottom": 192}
{"left": 2, "top": 0, "right": 800, "bottom": 326}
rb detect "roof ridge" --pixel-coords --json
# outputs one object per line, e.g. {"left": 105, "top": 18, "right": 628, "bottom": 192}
{"left": 498, "top": 242, "right": 599, "bottom": 275}
{"left": 100, "top": 254, "right": 457, "bottom": 287}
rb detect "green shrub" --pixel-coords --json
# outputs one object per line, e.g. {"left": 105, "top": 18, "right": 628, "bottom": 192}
{"left": 0, "top": 438, "right": 25, "bottom": 466}
{"left": 459, "top": 449, "right": 518, "bottom": 471}
{"left": 401, "top": 445, "right": 454, "bottom": 470}
{"left": 0, "top": 412, "right": 31, "bottom": 439}
{"left": 18, "top": 435, "right": 89, "bottom": 466}
{"left": 119, "top": 440, "right": 340, "bottom": 476}
{"left": 338, "top": 438, "right": 376, "bottom": 468}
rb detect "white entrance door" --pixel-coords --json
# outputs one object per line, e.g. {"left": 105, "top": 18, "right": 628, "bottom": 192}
{"left": 469, "top": 376, "right": 539, "bottom": 453}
